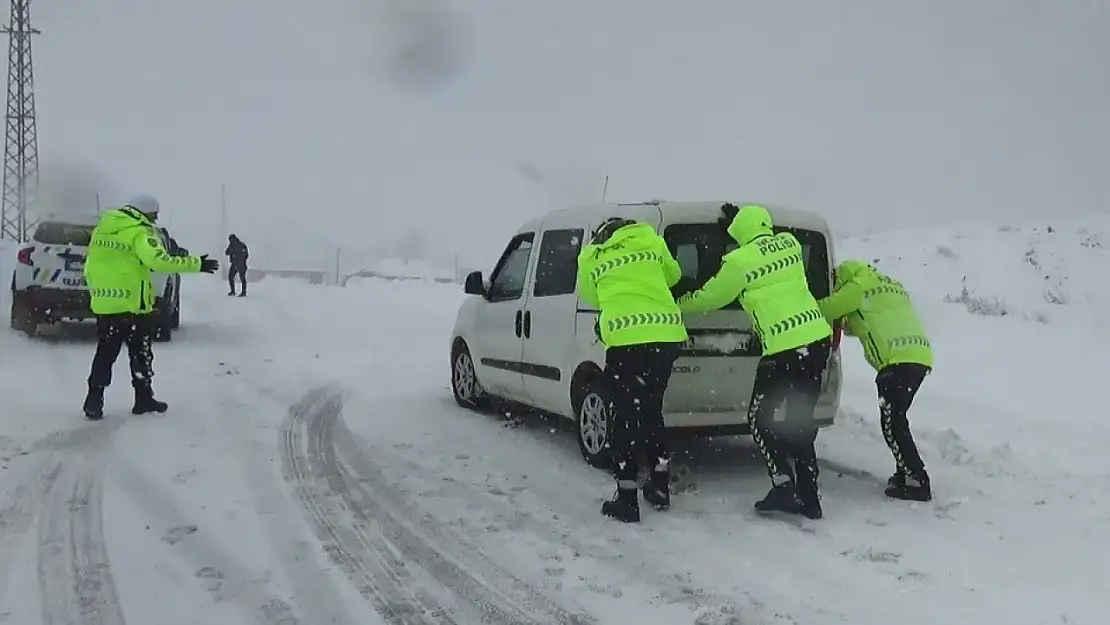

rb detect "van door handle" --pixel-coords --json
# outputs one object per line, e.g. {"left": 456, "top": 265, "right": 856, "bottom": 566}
{"left": 514, "top": 309, "right": 523, "bottom": 337}
{"left": 523, "top": 310, "right": 532, "bottom": 338}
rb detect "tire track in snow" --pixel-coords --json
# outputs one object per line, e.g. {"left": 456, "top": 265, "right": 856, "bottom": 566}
{"left": 0, "top": 456, "right": 64, "bottom": 603}
{"left": 218, "top": 388, "right": 360, "bottom": 625}
{"left": 282, "top": 386, "right": 595, "bottom": 625}
{"left": 36, "top": 426, "right": 126, "bottom": 625}
{"left": 361, "top": 439, "right": 754, "bottom": 613}
{"left": 282, "top": 388, "right": 460, "bottom": 624}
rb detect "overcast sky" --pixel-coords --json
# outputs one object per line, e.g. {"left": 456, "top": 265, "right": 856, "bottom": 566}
{"left": 29, "top": 0, "right": 1110, "bottom": 270}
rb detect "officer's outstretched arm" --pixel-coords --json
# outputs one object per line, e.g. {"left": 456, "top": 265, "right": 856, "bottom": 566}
{"left": 676, "top": 256, "right": 746, "bottom": 314}
{"left": 818, "top": 281, "right": 864, "bottom": 323}
{"left": 132, "top": 229, "right": 202, "bottom": 273}
{"left": 575, "top": 245, "right": 600, "bottom": 307}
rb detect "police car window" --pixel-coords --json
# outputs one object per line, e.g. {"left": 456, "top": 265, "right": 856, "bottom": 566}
{"left": 533, "top": 228, "right": 584, "bottom": 297}
{"left": 488, "top": 234, "right": 534, "bottom": 301}
{"left": 33, "top": 222, "right": 93, "bottom": 246}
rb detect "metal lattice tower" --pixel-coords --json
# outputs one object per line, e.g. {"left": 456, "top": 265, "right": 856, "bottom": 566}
{"left": 0, "top": 0, "right": 38, "bottom": 242}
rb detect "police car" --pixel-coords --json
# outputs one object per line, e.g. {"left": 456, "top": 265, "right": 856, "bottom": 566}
{"left": 10, "top": 215, "right": 182, "bottom": 340}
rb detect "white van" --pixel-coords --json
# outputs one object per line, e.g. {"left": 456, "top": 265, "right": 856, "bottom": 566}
{"left": 448, "top": 200, "right": 843, "bottom": 467}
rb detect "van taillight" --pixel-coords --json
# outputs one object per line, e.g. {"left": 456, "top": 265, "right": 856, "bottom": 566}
{"left": 832, "top": 323, "right": 843, "bottom": 349}
{"left": 17, "top": 247, "right": 32, "bottom": 265}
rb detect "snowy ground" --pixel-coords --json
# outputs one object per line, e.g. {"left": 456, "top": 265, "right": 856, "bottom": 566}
{"left": 0, "top": 218, "right": 1107, "bottom": 624}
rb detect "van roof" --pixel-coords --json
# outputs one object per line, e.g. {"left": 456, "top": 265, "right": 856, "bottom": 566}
{"left": 542, "top": 200, "right": 832, "bottom": 233}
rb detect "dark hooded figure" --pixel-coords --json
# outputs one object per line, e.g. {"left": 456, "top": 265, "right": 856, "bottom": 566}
{"left": 225, "top": 234, "right": 249, "bottom": 296}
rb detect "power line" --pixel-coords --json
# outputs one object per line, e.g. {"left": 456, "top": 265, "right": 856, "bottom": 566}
{"left": 0, "top": 0, "right": 39, "bottom": 242}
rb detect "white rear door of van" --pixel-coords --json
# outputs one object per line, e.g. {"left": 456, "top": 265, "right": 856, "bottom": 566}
{"left": 659, "top": 205, "right": 759, "bottom": 423}
{"left": 658, "top": 204, "right": 837, "bottom": 426}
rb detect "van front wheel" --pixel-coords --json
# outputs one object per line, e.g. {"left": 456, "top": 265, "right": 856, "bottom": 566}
{"left": 451, "top": 342, "right": 487, "bottom": 409}
{"left": 576, "top": 378, "right": 612, "bottom": 469}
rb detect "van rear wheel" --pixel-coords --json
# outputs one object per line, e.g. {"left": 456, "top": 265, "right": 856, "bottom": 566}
{"left": 576, "top": 377, "right": 612, "bottom": 469}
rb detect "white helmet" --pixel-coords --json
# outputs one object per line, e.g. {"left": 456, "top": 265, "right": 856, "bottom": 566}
{"left": 125, "top": 193, "right": 160, "bottom": 219}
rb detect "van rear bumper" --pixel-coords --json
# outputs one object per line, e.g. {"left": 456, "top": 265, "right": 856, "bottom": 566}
{"left": 663, "top": 404, "right": 837, "bottom": 437}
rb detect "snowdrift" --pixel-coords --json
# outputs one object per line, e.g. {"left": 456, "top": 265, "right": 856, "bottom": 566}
{"left": 842, "top": 216, "right": 1108, "bottom": 325}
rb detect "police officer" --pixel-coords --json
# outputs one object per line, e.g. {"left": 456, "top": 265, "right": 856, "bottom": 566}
{"left": 577, "top": 217, "right": 689, "bottom": 523}
{"left": 819, "top": 260, "right": 934, "bottom": 501}
{"left": 82, "top": 194, "right": 219, "bottom": 420}
{"left": 677, "top": 204, "right": 832, "bottom": 519}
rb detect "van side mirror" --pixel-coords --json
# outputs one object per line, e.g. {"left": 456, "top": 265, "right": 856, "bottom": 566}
{"left": 463, "top": 271, "right": 485, "bottom": 296}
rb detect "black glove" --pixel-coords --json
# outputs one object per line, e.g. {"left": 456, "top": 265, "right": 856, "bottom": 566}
{"left": 199, "top": 254, "right": 219, "bottom": 274}
{"left": 718, "top": 203, "right": 740, "bottom": 230}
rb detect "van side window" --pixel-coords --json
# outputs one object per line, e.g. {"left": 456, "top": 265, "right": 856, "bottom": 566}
{"left": 487, "top": 233, "right": 535, "bottom": 302}
{"left": 532, "top": 228, "right": 584, "bottom": 297}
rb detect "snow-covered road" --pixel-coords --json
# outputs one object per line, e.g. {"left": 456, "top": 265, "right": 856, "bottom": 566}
{"left": 0, "top": 219, "right": 1107, "bottom": 624}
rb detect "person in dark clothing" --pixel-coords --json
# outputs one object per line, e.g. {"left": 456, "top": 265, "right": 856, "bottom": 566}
{"left": 225, "top": 234, "right": 249, "bottom": 296}
{"left": 576, "top": 217, "right": 689, "bottom": 523}
{"left": 160, "top": 227, "right": 189, "bottom": 256}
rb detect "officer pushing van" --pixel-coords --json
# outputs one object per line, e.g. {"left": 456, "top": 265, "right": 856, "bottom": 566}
{"left": 677, "top": 203, "right": 833, "bottom": 519}
{"left": 819, "top": 260, "right": 934, "bottom": 502}
{"left": 82, "top": 194, "right": 219, "bottom": 420}
{"left": 577, "top": 217, "right": 689, "bottom": 523}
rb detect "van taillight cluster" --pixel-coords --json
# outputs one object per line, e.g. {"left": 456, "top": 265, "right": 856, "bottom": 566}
{"left": 17, "top": 247, "right": 33, "bottom": 266}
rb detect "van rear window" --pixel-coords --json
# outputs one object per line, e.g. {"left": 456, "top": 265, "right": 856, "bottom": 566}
{"left": 33, "top": 222, "right": 94, "bottom": 246}
{"left": 663, "top": 223, "right": 830, "bottom": 308}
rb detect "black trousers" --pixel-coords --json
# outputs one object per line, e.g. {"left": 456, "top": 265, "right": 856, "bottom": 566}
{"left": 87, "top": 314, "right": 155, "bottom": 390}
{"left": 747, "top": 338, "right": 831, "bottom": 491}
{"left": 877, "top": 363, "right": 930, "bottom": 478}
{"left": 605, "top": 342, "right": 680, "bottom": 483}
{"left": 228, "top": 264, "right": 247, "bottom": 293}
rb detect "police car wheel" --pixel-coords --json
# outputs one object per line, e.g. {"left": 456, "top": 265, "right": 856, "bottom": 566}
{"left": 576, "top": 378, "right": 613, "bottom": 469}
{"left": 9, "top": 292, "right": 38, "bottom": 337}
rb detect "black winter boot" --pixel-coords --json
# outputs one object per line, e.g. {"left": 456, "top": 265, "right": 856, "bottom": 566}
{"left": 754, "top": 481, "right": 808, "bottom": 517}
{"left": 601, "top": 486, "right": 640, "bottom": 523}
{"left": 885, "top": 472, "right": 932, "bottom": 502}
{"left": 794, "top": 459, "right": 823, "bottom": 519}
{"left": 83, "top": 386, "right": 105, "bottom": 420}
{"left": 132, "top": 384, "right": 168, "bottom": 415}
{"left": 641, "top": 459, "right": 671, "bottom": 511}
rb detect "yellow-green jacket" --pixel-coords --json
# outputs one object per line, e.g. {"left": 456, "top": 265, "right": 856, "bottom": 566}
{"left": 84, "top": 207, "right": 203, "bottom": 315}
{"left": 677, "top": 205, "right": 831, "bottom": 355}
{"left": 819, "top": 260, "right": 933, "bottom": 371}
{"left": 576, "top": 222, "right": 689, "bottom": 348}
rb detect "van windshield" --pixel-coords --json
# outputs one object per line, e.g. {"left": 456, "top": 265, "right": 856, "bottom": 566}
{"left": 33, "top": 222, "right": 94, "bottom": 246}
{"left": 663, "top": 223, "right": 830, "bottom": 308}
